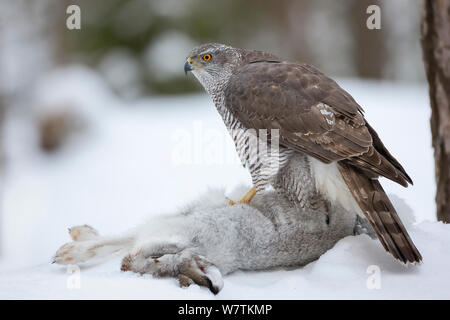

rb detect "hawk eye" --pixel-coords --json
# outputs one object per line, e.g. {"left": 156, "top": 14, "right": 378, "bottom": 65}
{"left": 202, "top": 54, "right": 212, "bottom": 62}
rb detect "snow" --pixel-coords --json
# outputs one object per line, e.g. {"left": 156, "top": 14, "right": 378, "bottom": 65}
{"left": 0, "top": 66, "right": 446, "bottom": 299}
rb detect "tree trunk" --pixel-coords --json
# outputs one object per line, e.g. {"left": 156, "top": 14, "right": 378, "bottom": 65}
{"left": 0, "top": 96, "right": 3, "bottom": 257}
{"left": 420, "top": 0, "right": 450, "bottom": 222}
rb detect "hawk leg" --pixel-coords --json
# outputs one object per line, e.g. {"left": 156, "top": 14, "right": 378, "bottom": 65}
{"left": 229, "top": 187, "right": 257, "bottom": 205}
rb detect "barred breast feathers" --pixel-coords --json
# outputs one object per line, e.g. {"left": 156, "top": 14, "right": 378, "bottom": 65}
{"left": 213, "top": 92, "right": 292, "bottom": 191}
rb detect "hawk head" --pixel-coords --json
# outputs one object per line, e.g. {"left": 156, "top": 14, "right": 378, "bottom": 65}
{"left": 185, "top": 43, "right": 282, "bottom": 94}
{"left": 184, "top": 43, "right": 243, "bottom": 92}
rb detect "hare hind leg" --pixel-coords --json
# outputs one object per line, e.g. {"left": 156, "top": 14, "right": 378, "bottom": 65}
{"left": 53, "top": 225, "right": 134, "bottom": 265}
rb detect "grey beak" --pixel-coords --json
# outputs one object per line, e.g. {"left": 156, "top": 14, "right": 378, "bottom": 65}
{"left": 184, "top": 61, "right": 193, "bottom": 75}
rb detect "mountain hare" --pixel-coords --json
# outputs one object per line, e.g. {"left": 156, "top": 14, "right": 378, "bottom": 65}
{"left": 53, "top": 187, "right": 373, "bottom": 294}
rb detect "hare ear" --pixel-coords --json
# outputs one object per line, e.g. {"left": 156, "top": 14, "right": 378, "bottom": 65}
{"left": 179, "top": 255, "right": 224, "bottom": 294}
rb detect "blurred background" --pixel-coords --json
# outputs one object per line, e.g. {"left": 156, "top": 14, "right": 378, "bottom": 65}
{"left": 0, "top": 0, "right": 424, "bottom": 99}
{"left": 0, "top": 0, "right": 434, "bottom": 268}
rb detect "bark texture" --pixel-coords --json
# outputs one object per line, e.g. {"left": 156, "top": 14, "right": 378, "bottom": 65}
{"left": 420, "top": 0, "right": 450, "bottom": 222}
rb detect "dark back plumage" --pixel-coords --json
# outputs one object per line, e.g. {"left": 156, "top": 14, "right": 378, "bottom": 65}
{"left": 224, "top": 59, "right": 412, "bottom": 186}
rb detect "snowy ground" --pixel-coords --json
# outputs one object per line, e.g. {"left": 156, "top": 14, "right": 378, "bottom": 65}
{"left": 1, "top": 66, "right": 447, "bottom": 299}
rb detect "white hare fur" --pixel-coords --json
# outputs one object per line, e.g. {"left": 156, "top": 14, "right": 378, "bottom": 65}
{"left": 53, "top": 186, "right": 373, "bottom": 294}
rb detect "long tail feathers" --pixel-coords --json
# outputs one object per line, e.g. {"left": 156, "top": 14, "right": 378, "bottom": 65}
{"left": 338, "top": 162, "right": 422, "bottom": 264}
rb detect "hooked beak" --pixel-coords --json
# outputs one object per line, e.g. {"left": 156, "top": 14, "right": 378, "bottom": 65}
{"left": 184, "top": 59, "right": 194, "bottom": 75}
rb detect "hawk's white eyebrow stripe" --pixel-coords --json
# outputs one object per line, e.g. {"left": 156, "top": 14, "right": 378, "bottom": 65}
{"left": 198, "top": 45, "right": 231, "bottom": 56}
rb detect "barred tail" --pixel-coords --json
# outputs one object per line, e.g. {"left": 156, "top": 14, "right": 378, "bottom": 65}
{"left": 338, "top": 162, "right": 422, "bottom": 264}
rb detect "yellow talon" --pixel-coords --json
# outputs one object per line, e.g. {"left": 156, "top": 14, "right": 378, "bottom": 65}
{"left": 229, "top": 187, "right": 257, "bottom": 205}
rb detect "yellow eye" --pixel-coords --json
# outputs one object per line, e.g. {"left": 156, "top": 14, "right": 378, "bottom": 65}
{"left": 202, "top": 54, "right": 212, "bottom": 62}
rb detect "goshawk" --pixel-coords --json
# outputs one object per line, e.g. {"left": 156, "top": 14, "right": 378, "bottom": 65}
{"left": 184, "top": 43, "right": 422, "bottom": 264}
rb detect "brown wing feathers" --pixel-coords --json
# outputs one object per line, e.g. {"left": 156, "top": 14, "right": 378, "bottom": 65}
{"left": 227, "top": 61, "right": 413, "bottom": 187}
{"left": 365, "top": 121, "right": 413, "bottom": 185}
{"left": 345, "top": 146, "right": 410, "bottom": 187}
